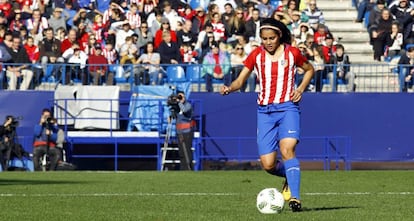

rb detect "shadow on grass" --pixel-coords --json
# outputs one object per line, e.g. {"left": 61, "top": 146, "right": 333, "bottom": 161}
{"left": 302, "top": 206, "right": 360, "bottom": 212}
{"left": 0, "top": 179, "right": 92, "bottom": 186}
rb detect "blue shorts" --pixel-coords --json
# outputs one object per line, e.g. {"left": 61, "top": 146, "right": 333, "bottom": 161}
{"left": 257, "top": 102, "right": 300, "bottom": 156}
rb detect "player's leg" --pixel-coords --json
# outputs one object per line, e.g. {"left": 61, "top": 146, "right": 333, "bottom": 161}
{"left": 257, "top": 107, "right": 284, "bottom": 177}
{"left": 279, "top": 108, "right": 302, "bottom": 212}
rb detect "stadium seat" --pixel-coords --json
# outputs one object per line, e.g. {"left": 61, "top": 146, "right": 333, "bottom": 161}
{"left": 166, "top": 66, "right": 186, "bottom": 83}
{"left": 186, "top": 65, "right": 204, "bottom": 83}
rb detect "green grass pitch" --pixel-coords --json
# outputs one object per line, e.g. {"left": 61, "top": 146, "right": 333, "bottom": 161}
{"left": 0, "top": 171, "right": 413, "bottom": 221}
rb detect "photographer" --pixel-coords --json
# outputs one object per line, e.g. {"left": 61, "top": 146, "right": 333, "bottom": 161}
{"left": 0, "top": 117, "right": 14, "bottom": 170}
{"left": 33, "top": 109, "right": 60, "bottom": 171}
{"left": 168, "top": 91, "right": 195, "bottom": 170}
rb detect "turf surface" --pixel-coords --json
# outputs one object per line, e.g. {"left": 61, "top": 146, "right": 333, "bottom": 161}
{"left": 0, "top": 171, "right": 413, "bottom": 221}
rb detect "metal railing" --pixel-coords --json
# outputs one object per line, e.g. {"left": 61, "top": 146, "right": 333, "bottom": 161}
{"left": 0, "top": 62, "right": 410, "bottom": 92}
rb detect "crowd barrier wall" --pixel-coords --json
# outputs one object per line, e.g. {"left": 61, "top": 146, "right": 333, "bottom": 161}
{"left": 0, "top": 91, "right": 413, "bottom": 170}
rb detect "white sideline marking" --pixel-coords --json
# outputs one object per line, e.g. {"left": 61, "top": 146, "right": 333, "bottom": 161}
{"left": 0, "top": 192, "right": 412, "bottom": 197}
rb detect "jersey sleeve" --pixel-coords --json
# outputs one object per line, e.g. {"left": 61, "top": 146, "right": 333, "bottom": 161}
{"left": 243, "top": 46, "right": 262, "bottom": 71}
{"left": 290, "top": 46, "right": 308, "bottom": 67}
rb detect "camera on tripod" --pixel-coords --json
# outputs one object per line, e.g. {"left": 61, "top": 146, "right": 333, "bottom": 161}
{"left": 167, "top": 94, "right": 182, "bottom": 119}
{"left": 43, "top": 117, "right": 55, "bottom": 130}
{"left": 6, "top": 115, "right": 23, "bottom": 128}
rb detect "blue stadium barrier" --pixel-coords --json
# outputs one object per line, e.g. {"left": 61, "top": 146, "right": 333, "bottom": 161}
{"left": 197, "top": 136, "right": 351, "bottom": 171}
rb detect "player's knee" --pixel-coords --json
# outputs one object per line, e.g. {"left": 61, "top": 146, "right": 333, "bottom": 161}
{"left": 261, "top": 161, "right": 275, "bottom": 172}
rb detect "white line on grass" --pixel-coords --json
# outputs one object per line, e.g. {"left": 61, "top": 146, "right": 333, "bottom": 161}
{"left": 0, "top": 192, "right": 413, "bottom": 197}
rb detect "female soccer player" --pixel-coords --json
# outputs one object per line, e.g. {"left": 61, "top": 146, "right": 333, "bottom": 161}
{"left": 220, "top": 18, "right": 314, "bottom": 212}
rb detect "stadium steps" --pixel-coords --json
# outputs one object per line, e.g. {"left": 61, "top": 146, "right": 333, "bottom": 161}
{"left": 318, "top": 0, "right": 375, "bottom": 64}
{"left": 316, "top": 0, "right": 399, "bottom": 92}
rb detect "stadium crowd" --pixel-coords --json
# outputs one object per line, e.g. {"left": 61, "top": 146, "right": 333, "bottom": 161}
{"left": 0, "top": 0, "right": 356, "bottom": 92}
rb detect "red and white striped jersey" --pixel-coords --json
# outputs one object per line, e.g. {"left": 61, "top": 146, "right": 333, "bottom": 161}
{"left": 125, "top": 11, "right": 141, "bottom": 29}
{"left": 102, "top": 48, "right": 117, "bottom": 64}
{"left": 244, "top": 45, "right": 307, "bottom": 105}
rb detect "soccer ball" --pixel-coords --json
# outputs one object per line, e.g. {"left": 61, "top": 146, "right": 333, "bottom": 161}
{"left": 256, "top": 188, "right": 285, "bottom": 214}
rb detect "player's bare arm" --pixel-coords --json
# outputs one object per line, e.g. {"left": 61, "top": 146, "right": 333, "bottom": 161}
{"left": 292, "top": 61, "right": 314, "bottom": 102}
{"left": 220, "top": 67, "right": 252, "bottom": 95}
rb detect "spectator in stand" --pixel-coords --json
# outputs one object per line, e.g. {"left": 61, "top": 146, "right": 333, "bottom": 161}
{"left": 92, "top": 14, "right": 105, "bottom": 44}
{"left": 397, "top": 43, "right": 414, "bottom": 92}
{"left": 191, "top": 6, "right": 207, "bottom": 34}
{"left": 297, "top": 40, "right": 314, "bottom": 61}
{"left": 136, "top": 42, "right": 163, "bottom": 85}
{"left": 139, "top": 0, "right": 158, "bottom": 20}
{"left": 230, "top": 43, "right": 249, "bottom": 92}
{"left": 371, "top": 8, "right": 395, "bottom": 61}
{"left": 88, "top": 43, "right": 113, "bottom": 85}
{"left": 24, "top": 36, "right": 41, "bottom": 85}
{"left": 327, "top": 44, "right": 356, "bottom": 92}
{"left": 63, "top": 0, "right": 78, "bottom": 30}
{"left": 0, "top": 0, "right": 12, "bottom": 19}
{"left": 176, "top": 19, "right": 197, "bottom": 48}
{"left": 24, "top": 36, "right": 40, "bottom": 65}
{"left": 178, "top": 4, "right": 196, "bottom": 22}
{"left": 272, "top": 10, "right": 292, "bottom": 26}
{"left": 354, "top": 0, "right": 376, "bottom": 23}
{"left": 321, "top": 33, "right": 337, "bottom": 64}
{"left": 197, "top": 23, "right": 216, "bottom": 62}
{"left": 42, "top": 52, "right": 63, "bottom": 83}
{"left": 61, "top": 29, "right": 80, "bottom": 54}
{"left": 103, "top": 2, "right": 125, "bottom": 25}
{"left": 72, "top": 8, "right": 93, "bottom": 33}
{"left": 162, "top": 1, "right": 180, "bottom": 31}
{"left": 136, "top": 21, "right": 154, "bottom": 53}
{"left": 48, "top": 7, "right": 68, "bottom": 33}
{"left": 285, "top": 0, "right": 302, "bottom": 19}
{"left": 154, "top": 17, "right": 178, "bottom": 49}
{"left": 289, "top": 10, "right": 305, "bottom": 34}
{"left": 313, "top": 23, "right": 329, "bottom": 45}
{"left": 309, "top": 44, "right": 326, "bottom": 92}
{"left": 55, "top": 27, "right": 67, "bottom": 42}
{"left": 201, "top": 41, "right": 231, "bottom": 92}
{"left": 102, "top": 41, "right": 118, "bottom": 73}
{"left": 388, "top": 0, "right": 414, "bottom": 8}
{"left": 368, "top": 0, "right": 387, "bottom": 35}
{"left": 62, "top": 42, "right": 89, "bottom": 84}
{"left": 385, "top": 21, "right": 404, "bottom": 59}
{"left": 38, "top": 27, "right": 63, "bottom": 77}
{"left": 301, "top": 0, "right": 325, "bottom": 31}
{"left": 294, "top": 23, "right": 314, "bottom": 44}
{"left": 9, "top": 9, "right": 25, "bottom": 34}
{"left": 210, "top": 12, "right": 226, "bottom": 42}
{"left": 158, "top": 31, "right": 181, "bottom": 65}
{"left": 389, "top": 0, "right": 414, "bottom": 32}
{"left": 110, "top": 20, "right": 135, "bottom": 52}
{"left": 222, "top": 3, "right": 235, "bottom": 33}
{"left": 245, "top": 8, "right": 262, "bottom": 44}
{"left": 180, "top": 42, "right": 198, "bottom": 64}
{"left": 226, "top": 7, "right": 246, "bottom": 45}
{"left": 85, "top": 34, "right": 98, "bottom": 55}
{"left": 26, "top": 9, "right": 49, "bottom": 44}
{"left": 214, "top": 0, "right": 238, "bottom": 14}
{"left": 5, "top": 35, "right": 34, "bottom": 90}
{"left": 119, "top": 35, "right": 139, "bottom": 65}
{"left": 126, "top": 3, "right": 141, "bottom": 33}
{"left": 206, "top": 3, "right": 220, "bottom": 24}
{"left": 77, "top": 22, "right": 91, "bottom": 52}
{"left": 257, "top": 0, "right": 277, "bottom": 19}
{"left": 149, "top": 8, "right": 163, "bottom": 36}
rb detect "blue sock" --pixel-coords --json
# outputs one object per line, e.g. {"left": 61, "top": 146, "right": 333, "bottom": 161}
{"left": 265, "top": 160, "right": 286, "bottom": 177}
{"left": 284, "top": 158, "right": 301, "bottom": 200}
